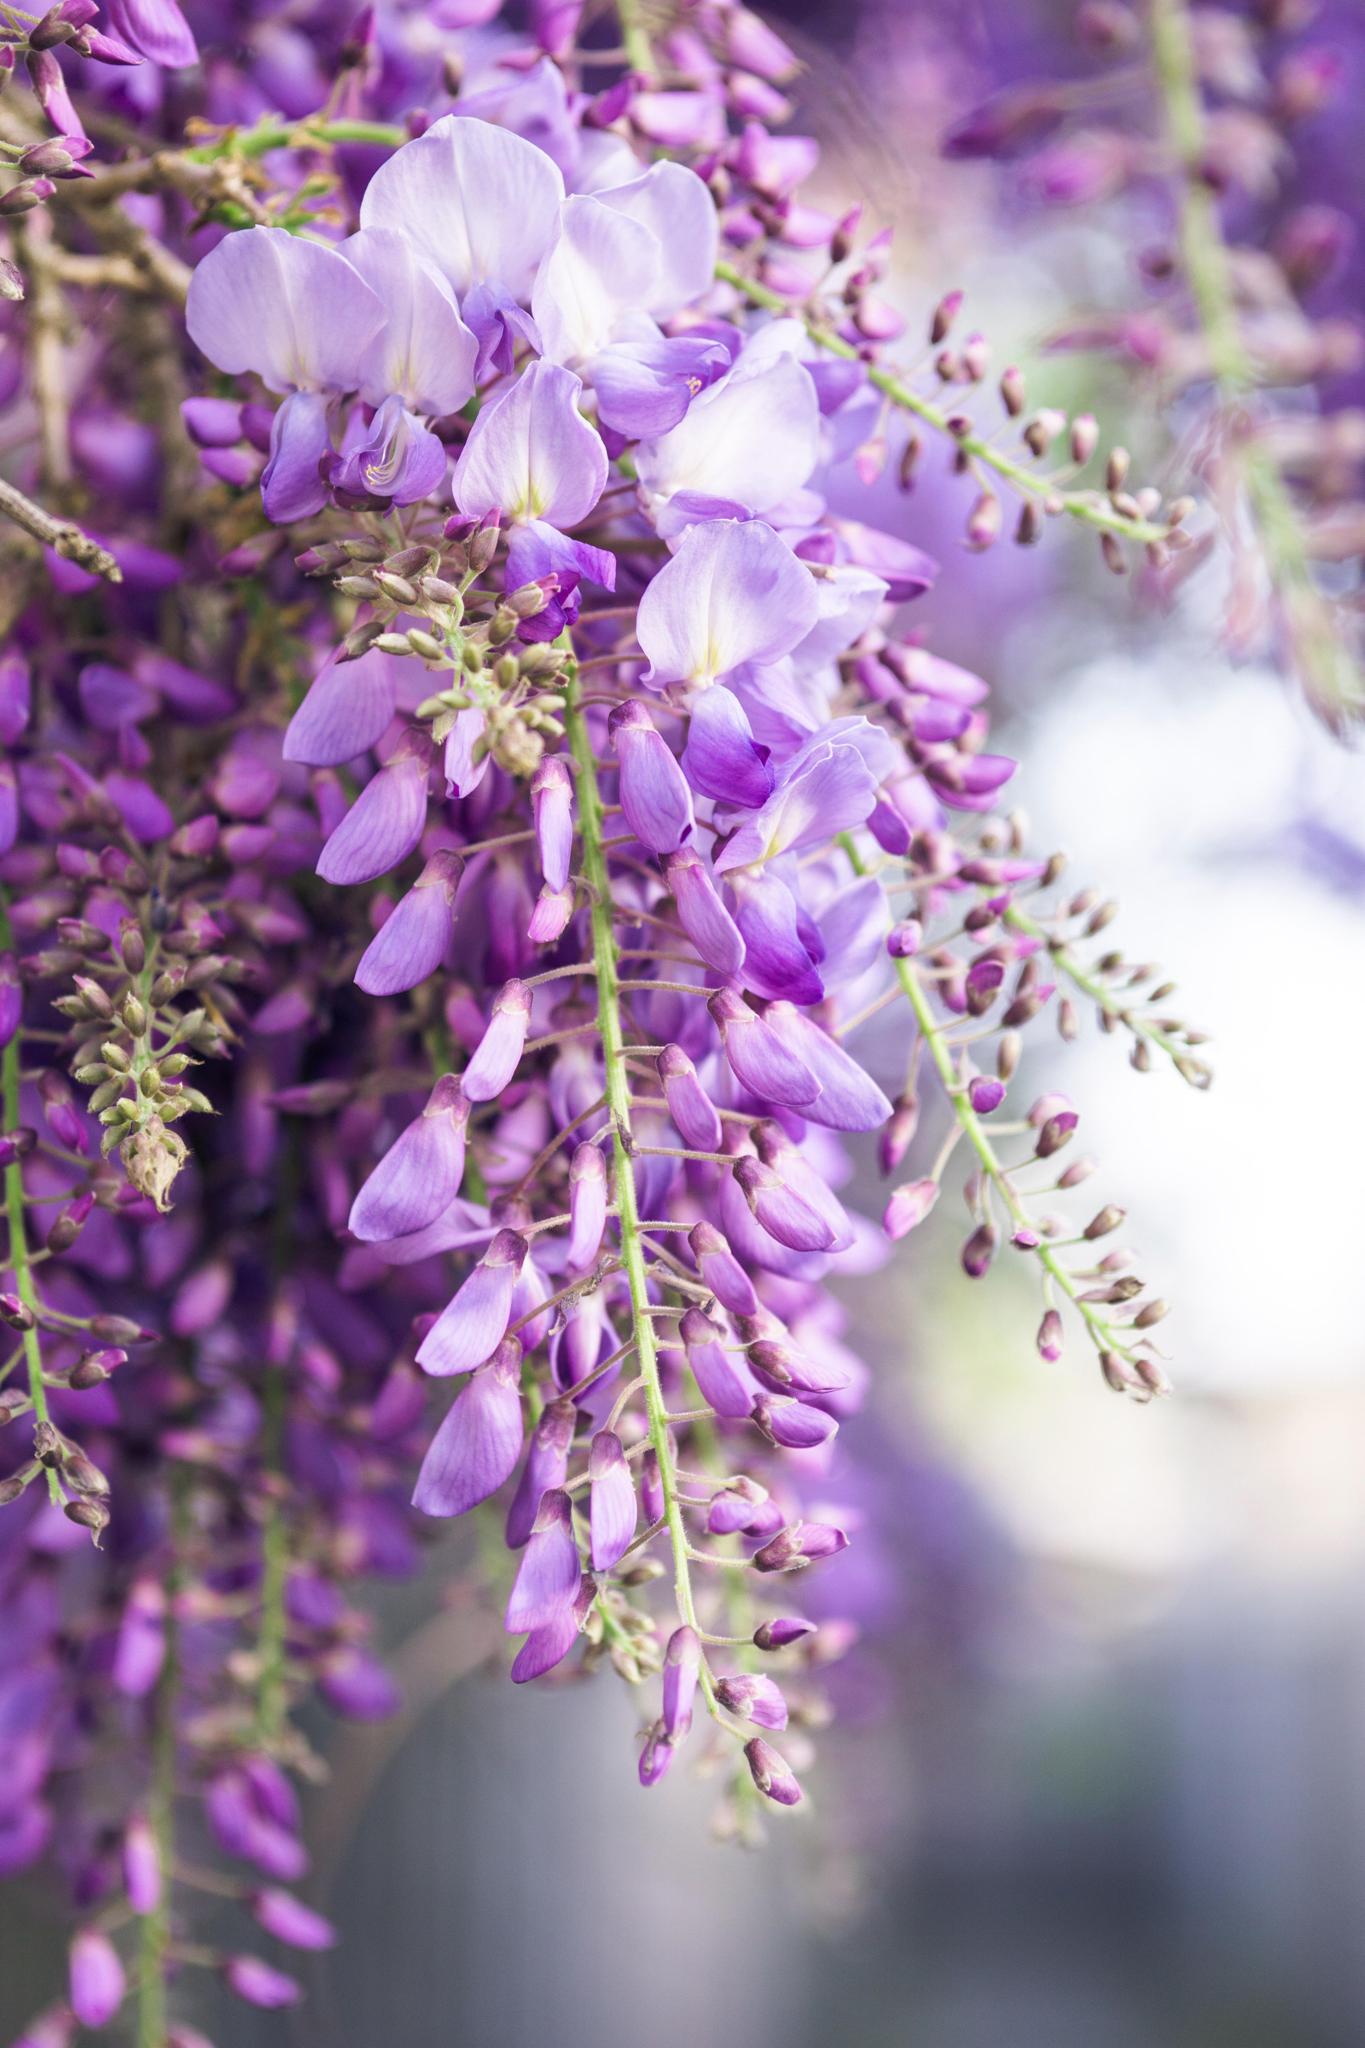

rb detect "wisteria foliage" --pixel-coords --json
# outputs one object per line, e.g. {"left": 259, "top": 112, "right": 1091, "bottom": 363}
{"left": 0, "top": 0, "right": 1241, "bottom": 2040}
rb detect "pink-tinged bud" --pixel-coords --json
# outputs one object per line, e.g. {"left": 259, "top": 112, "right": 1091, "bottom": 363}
{"left": 744, "top": 1735, "right": 803, "bottom": 1806}
{"left": 505, "top": 1488, "right": 580, "bottom": 1634}
{"left": 878, "top": 1093, "right": 919, "bottom": 1176}
{"left": 588, "top": 1430, "right": 636, "bottom": 1569}
{"left": 680, "top": 1305, "right": 759, "bottom": 1418}
{"left": 355, "top": 849, "right": 463, "bottom": 995}
{"left": 463, "top": 979, "right": 532, "bottom": 1102}
{"left": 716, "top": 1673, "right": 789, "bottom": 1729}
{"left": 754, "top": 1616, "right": 816, "bottom": 1651}
{"left": 610, "top": 701, "right": 694, "bottom": 856}
{"left": 531, "top": 755, "right": 574, "bottom": 892}
{"left": 527, "top": 882, "right": 574, "bottom": 943}
{"left": 418, "top": 1228, "right": 528, "bottom": 1377}
{"left": 882, "top": 1178, "right": 938, "bottom": 1241}
{"left": 69, "top": 1929, "right": 125, "bottom": 2028}
{"left": 638, "top": 1721, "right": 676, "bottom": 1787}
{"left": 123, "top": 1816, "right": 161, "bottom": 1914}
{"left": 223, "top": 1955, "right": 302, "bottom": 2010}
{"left": 732, "top": 1156, "right": 836, "bottom": 1254}
{"left": 707, "top": 1475, "right": 771, "bottom": 1535}
{"left": 752, "top": 1393, "right": 838, "bottom": 1451}
{"left": 1036, "top": 1309, "right": 1064, "bottom": 1362}
{"left": 961, "top": 1222, "right": 999, "bottom": 1277}
{"left": 413, "top": 1339, "right": 523, "bottom": 1519}
{"left": 746, "top": 1323, "right": 851, "bottom": 1398}
{"left": 968, "top": 1076, "right": 1005, "bottom": 1115}
{"left": 1035, "top": 1110, "right": 1078, "bottom": 1157}
{"left": 688, "top": 1220, "right": 758, "bottom": 1318}
{"left": 657, "top": 1043, "right": 722, "bottom": 1152}
{"left": 666, "top": 849, "right": 745, "bottom": 977}
{"left": 567, "top": 1144, "right": 608, "bottom": 1268}
{"left": 753, "top": 1519, "right": 849, "bottom": 1572}
{"left": 886, "top": 919, "right": 921, "bottom": 958}
{"left": 662, "top": 1625, "right": 701, "bottom": 1740}
{"left": 506, "top": 1397, "right": 576, "bottom": 1548}
{"left": 349, "top": 1075, "right": 469, "bottom": 1244}
{"left": 251, "top": 1888, "right": 338, "bottom": 1951}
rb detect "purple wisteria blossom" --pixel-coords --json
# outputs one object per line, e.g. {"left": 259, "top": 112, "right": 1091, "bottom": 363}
{"left": 0, "top": 0, "right": 1221, "bottom": 2030}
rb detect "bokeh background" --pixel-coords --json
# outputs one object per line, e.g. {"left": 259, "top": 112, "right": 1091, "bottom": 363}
{"left": 5, "top": 3, "right": 1365, "bottom": 2043}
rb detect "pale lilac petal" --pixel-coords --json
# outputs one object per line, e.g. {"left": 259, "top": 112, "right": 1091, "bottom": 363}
{"left": 284, "top": 645, "right": 404, "bottom": 767}
{"left": 509, "top": 1573, "right": 592, "bottom": 1682}
{"left": 567, "top": 1144, "right": 608, "bottom": 1269}
{"left": 665, "top": 846, "right": 745, "bottom": 976}
{"left": 413, "top": 1340, "right": 523, "bottom": 1518}
{"left": 260, "top": 390, "right": 332, "bottom": 523}
{"left": 342, "top": 227, "right": 478, "bottom": 416}
{"left": 532, "top": 756, "right": 574, "bottom": 891}
{"left": 708, "top": 988, "right": 818, "bottom": 1106}
{"left": 733, "top": 1158, "right": 836, "bottom": 1253}
{"left": 637, "top": 520, "right": 819, "bottom": 688}
{"left": 589, "top": 329, "right": 730, "bottom": 439}
{"left": 532, "top": 194, "right": 660, "bottom": 364}
{"left": 186, "top": 227, "right": 383, "bottom": 395}
{"left": 657, "top": 1044, "right": 722, "bottom": 1152}
{"left": 348, "top": 1074, "right": 469, "bottom": 1243}
{"left": 681, "top": 684, "right": 772, "bottom": 807}
{"left": 417, "top": 1228, "right": 527, "bottom": 1376}
{"left": 761, "top": 1002, "right": 893, "bottom": 1131}
{"left": 635, "top": 350, "right": 820, "bottom": 516}
{"left": 505, "top": 1488, "right": 579, "bottom": 1632}
{"left": 506, "top": 1397, "right": 575, "bottom": 1548}
{"left": 596, "top": 162, "right": 718, "bottom": 315}
{"left": 611, "top": 702, "right": 694, "bottom": 854}
{"left": 316, "top": 740, "right": 430, "bottom": 885}
{"left": 359, "top": 113, "right": 565, "bottom": 299}
{"left": 687, "top": 1220, "right": 758, "bottom": 1316}
{"left": 588, "top": 1430, "right": 636, "bottom": 1569}
{"left": 104, "top": 0, "right": 196, "bottom": 65}
{"left": 453, "top": 360, "right": 606, "bottom": 528}
{"left": 462, "top": 980, "right": 532, "bottom": 1102}
{"left": 682, "top": 1307, "right": 759, "bottom": 1418}
{"left": 728, "top": 869, "right": 823, "bottom": 1005}
{"left": 355, "top": 849, "right": 463, "bottom": 995}
{"left": 328, "top": 397, "right": 445, "bottom": 505}
{"left": 754, "top": 1393, "right": 837, "bottom": 1450}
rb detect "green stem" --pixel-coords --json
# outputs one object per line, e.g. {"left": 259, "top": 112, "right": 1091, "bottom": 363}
{"left": 614, "top": 0, "right": 654, "bottom": 73}
{"left": 563, "top": 656, "right": 715, "bottom": 1708}
{"left": 0, "top": 891, "right": 60, "bottom": 1503}
{"left": 1148, "top": 0, "right": 1361, "bottom": 725}
{"left": 136, "top": 1484, "right": 183, "bottom": 2048}
{"left": 840, "top": 840, "right": 1140, "bottom": 1368}
{"left": 714, "top": 260, "right": 1170, "bottom": 546}
{"left": 1001, "top": 902, "right": 1209, "bottom": 1086}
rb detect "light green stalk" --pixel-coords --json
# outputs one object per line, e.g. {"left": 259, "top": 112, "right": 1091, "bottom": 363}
{"left": 0, "top": 889, "right": 60, "bottom": 1502}
{"left": 563, "top": 655, "right": 715, "bottom": 1705}
{"left": 840, "top": 840, "right": 1144, "bottom": 1372}
{"left": 714, "top": 260, "right": 1170, "bottom": 546}
{"left": 1149, "top": 0, "right": 1361, "bottom": 726}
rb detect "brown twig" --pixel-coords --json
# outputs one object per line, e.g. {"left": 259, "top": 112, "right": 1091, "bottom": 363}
{"left": 0, "top": 474, "right": 122, "bottom": 581}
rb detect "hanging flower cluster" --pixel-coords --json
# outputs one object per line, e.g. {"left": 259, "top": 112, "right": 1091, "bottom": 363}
{"left": 944, "top": 0, "right": 1365, "bottom": 729}
{"left": 0, "top": 0, "right": 1215, "bottom": 2037}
